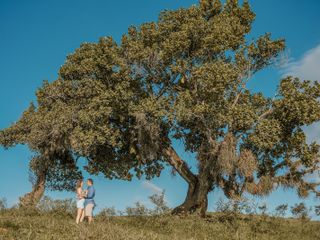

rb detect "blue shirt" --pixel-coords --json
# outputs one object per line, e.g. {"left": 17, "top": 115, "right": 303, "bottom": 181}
{"left": 85, "top": 186, "right": 95, "bottom": 205}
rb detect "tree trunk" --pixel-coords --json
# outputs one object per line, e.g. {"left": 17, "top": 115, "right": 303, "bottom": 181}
{"left": 164, "top": 146, "right": 210, "bottom": 217}
{"left": 19, "top": 171, "right": 46, "bottom": 208}
{"left": 171, "top": 177, "right": 210, "bottom": 217}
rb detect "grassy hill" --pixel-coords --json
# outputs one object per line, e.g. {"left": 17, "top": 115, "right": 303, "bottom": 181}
{"left": 1, "top": 208, "right": 320, "bottom": 240}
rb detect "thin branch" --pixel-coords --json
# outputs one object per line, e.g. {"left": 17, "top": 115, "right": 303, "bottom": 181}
{"left": 231, "top": 81, "right": 246, "bottom": 108}
{"left": 231, "top": 60, "right": 253, "bottom": 108}
{"left": 258, "top": 108, "right": 274, "bottom": 120}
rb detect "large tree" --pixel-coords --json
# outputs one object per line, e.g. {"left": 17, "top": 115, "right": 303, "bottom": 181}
{"left": 1, "top": 0, "right": 320, "bottom": 215}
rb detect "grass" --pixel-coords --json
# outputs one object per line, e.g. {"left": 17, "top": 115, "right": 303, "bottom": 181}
{"left": 1, "top": 208, "right": 320, "bottom": 240}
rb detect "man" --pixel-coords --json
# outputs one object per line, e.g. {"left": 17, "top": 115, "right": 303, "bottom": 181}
{"left": 84, "top": 178, "right": 95, "bottom": 224}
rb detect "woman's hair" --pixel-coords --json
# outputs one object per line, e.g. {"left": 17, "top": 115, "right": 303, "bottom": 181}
{"left": 76, "top": 179, "right": 83, "bottom": 190}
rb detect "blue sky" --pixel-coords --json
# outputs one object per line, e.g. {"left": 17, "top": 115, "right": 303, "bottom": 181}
{"left": 0, "top": 0, "right": 320, "bottom": 217}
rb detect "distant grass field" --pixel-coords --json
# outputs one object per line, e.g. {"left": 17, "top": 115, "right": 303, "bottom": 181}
{"left": 1, "top": 208, "right": 320, "bottom": 240}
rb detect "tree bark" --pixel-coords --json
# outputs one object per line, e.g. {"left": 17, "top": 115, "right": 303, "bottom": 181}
{"left": 171, "top": 178, "right": 210, "bottom": 217}
{"left": 19, "top": 171, "right": 46, "bottom": 208}
{"left": 164, "top": 146, "right": 210, "bottom": 217}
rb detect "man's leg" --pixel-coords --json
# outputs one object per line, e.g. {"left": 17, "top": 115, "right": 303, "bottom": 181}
{"left": 85, "top": 203, "right": 94, "bottom": 224}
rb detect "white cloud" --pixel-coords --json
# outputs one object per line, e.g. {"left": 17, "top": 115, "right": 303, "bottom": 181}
{"left": 303, "top": 169, "right": 320, "bottom": 184}
{"left": 141, "top": 181, "right": 163, "bottom": 194}
{"left": 284, "top": 44, "right": 320, "bottom": 81}
{"left": 303, "top": 122, "right": 320, "bottom": 144}
{"left": 283, "top": 44, "right": 320, "bottom": 144}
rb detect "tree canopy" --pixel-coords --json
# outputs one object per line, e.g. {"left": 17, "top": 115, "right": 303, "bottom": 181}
{"left": 1, "top": 0, "right": 320, "bottom": 215}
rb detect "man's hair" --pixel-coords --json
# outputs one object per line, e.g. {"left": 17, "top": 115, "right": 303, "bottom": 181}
{"left": 87, "top": 178, "right": 93, "bottom": 184}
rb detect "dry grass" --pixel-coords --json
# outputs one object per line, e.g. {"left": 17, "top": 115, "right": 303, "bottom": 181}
{"left": 0, "top": 208, "right": 320, "bottom": 240}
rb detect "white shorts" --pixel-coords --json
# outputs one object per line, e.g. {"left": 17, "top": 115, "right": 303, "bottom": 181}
{"left": 76, "top": 199, "right": 85, "bottom": 209}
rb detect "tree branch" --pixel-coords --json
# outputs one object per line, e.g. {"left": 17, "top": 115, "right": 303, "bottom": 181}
{"left": 258, "top": 108, "right": 274, "bottom": 120}
{"left": 164, "top": 146, "right": 198, "bottom": 184}
{"left": 231, "top": 81, "right": 246, "bottom": 108}
{"left": 231, "top": 61, "right": 253, "bottom": 108}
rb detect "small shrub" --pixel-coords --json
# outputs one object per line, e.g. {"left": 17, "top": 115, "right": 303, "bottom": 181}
{"left": 37, "top": 196, "right": 76, "bottom": 216}
{"left": 98, "top": 206, "right": 117, "bottom": 218}
{"left": 215, "top": 199, "right": 255, "bottom": 238}
{"left": 274, "top": 204, "right": 288, "bottom": 217}
{"left": 125, "top": 202, "right": 149, "bottom": 216}
{"left": 291, "top": 202, "right": 309, "bottom": 220}
{"left": 215, "top": 199, "right": 233, "bottom": 213}
{"left": 0, "top": 198, "right": 7, "bottom": 211}
{"left": 215, "top": 199, "right": 242, "bottom": 223}
{"left": 149, "top": 190, "right": 170, "bottom": 215}
{"left": 117, "top": 210, "right": 125, "bottom": 216}
{"left": 258, "top": 203, "right": 268, "bottom": 215}
{"left": 216, "top": 199, "right": 254, "bottom": 216}
{"left": 315, "top": 205, "right": 320, "bottom": 216}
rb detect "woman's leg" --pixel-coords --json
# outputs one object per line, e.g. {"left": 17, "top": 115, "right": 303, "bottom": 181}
{"left": 76, "top": 208, "right": 82, "bottom": 224}
{"left": 80, "top": 209, "right": 85, "bottom": 222}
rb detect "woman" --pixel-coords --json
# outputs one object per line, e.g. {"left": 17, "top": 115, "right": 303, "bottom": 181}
{"left": 75, "top": 179, "right": 87, "bottom": 224}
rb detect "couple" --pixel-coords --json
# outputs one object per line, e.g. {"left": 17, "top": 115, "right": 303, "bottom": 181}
{"left": 75, "top": 178, "right": 96, "bottom": 224}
